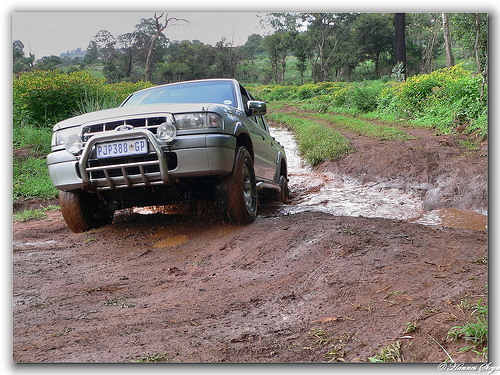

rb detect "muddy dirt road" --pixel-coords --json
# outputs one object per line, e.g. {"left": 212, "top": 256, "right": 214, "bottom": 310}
{"left": 13, "top": 110, "right": 487, "bottom": 363}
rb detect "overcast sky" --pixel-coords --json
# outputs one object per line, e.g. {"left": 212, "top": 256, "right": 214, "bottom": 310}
{"left": 9, "top": 0, "right": 498, "bottom": 61}
{"left": 12, "top": 11, "right": 274, "bottom": 59}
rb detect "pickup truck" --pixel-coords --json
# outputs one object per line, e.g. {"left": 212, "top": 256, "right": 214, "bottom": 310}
{"left": 47, "top": 78, "right": 288, "bottom": 232}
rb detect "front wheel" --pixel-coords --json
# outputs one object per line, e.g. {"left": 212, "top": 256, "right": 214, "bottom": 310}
{"left": 279, "top": 175, "right": 290, "bottom": 204}
{"left": 60, "top": 190, "right": 114, "bottom": 233}
{"left": 216, "top": 146, "right": 257, "bottom": 224}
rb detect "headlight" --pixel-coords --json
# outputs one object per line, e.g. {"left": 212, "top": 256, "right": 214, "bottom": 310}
{"left": 157, "top": 122, "right": 177, "bottom": 143}
{"left": 174, "top": 113, "right": 222, "bottom": 130}
{"left": 64, "top": 134, "right": 83, "bottom": 154}
{"left": 52, "top": 127, "right": 78, "bottom": 147}
{"left": 52, "top": 127, "right": 81, "bottom": 148}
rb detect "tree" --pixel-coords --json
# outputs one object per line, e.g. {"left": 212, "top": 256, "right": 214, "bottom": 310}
{"left": 442, "top": 13, "right": 454, "bottom": 68}
{"left": 404, "top": 13, "right": 442, "bottom": 74}
{"left": 13, "top": 40, "right": 35, "bottom": 74}
{"left": 239, "top": 34, "right": 264, "bottom": 60}
{"left": 263, "top": 31, "right": 290, "bottom": 84}
{"left": 84, "top": 40, "right": 99, "bottom": 65}
{"left": 34, "top": 55, "right": 63, "bottom": 71}
{"left": 301, "top": 13, "right": 355, "bottom": 82}
{"left": 215, "top": 37, "right": 240, "bottom": 78}
{"left": 93, "top": 30, "right": 116, "bottom": 64}
{"left": 394, "top": 13, "right": 407, "bottom": 80}
{"left": 352, "top": 13, "right": 393, "bottom": 78}
{"left": 117, "top": 32, "right": 142, "bottom": 79}
{"left": 452, "top": 13, "right": 487, "bottom": 102}
{"left": 292, "top": 32, "right": 310, "bottom": 85}
{"left": 263, "top": 13, "right": 300, "bottom": 84}
{"left": 144, "top": 13, "right": 188, "bottom": 82}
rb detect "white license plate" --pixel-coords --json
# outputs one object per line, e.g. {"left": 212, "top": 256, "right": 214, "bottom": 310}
{"left": 96, "top": 139, "right": 148, "bottom": 159}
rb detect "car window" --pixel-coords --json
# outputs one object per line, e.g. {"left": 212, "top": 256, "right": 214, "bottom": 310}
{"left": 254, "top": 116, "right": 268, "bottom": 132}
{"left": 122, "top": 81, "right": 237, "bottom": 107}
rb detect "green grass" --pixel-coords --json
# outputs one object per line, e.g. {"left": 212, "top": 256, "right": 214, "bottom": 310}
{"left": 448, "top": 298, "right": 488, "bottom": 358}
{"left": 13, "top": 124, "right": 52, "bottom": 155}
{"left": 293, "top": 111, "right": 414, "bottom": 141}
{"left": 13, "top": 205, "right": 60, "bottom": 222}
{"left": 369, "top": 341, "right": 404, "bottom": 362}
{"left": 131, "top": 352, "right": 171, "bottom": 363}
{"left": 267, "top": 112, "right": 355, "bottom": 165}
{"left": 13, "top": 156, "right": 58, "bottom": 203}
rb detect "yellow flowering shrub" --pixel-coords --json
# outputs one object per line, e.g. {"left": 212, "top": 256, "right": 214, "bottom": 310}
{"left": 13, "top": 70, "right": 154, "bottom": 128}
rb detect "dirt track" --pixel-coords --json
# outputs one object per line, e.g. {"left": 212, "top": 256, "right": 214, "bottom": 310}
{"left": 13, "top": 110, "right": 487, "bottom": 363}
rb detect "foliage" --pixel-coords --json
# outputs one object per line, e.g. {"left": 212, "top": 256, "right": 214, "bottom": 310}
{"left": 13, "top": 156, "right": 58, "bottom": 203}
{"left": 13, "top": 70, "right": 107, "bottom": 126}
{"left": 369, "top": 341, "right": 404, "bottom": 362}
{"left": 258, "top": 64, "right": 486, "bottom": 136}
{"left": 13, "top": 124, "right": 52, "bottom": 155}
{"left": 448, "top": 299, "right": 488, "bottom": 348}
{"left": 13, "top": 205, "right": 60, "bottom": 223}
{"left": 13, "top": 70, "right": 153, "bottom": 127}
{"left": 378, "top": 64, "right": 486, "bottom": 134}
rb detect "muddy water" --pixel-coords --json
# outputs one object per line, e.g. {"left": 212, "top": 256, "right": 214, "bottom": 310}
{"left": 270, "top": 126, "right": 487, "bottom": 231}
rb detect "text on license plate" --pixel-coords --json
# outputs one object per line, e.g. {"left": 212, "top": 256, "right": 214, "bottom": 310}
{"left": 96, "top": 139, "right": 148, "bottom": 159}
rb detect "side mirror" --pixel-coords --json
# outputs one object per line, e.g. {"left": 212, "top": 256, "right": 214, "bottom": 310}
{"left": 247, "top": 100, "right": 267, "bottom": 116}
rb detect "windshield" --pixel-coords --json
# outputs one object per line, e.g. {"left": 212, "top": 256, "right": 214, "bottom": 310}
{"left": 121, "top": 80, "right": 238, "bottom": 108}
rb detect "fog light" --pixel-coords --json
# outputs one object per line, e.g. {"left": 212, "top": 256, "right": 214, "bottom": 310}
{"left": 157, "top": 122, "right": 177, "bottom": 143}
{"left": 64, "top": 134, "right": 82, "bottom": 154}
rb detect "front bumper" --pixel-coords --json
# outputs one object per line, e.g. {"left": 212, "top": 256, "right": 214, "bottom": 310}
{"left": 47, "top": 131, "right": 236, "bottom": 191}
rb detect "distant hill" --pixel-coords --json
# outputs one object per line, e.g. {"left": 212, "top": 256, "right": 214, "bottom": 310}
{"left": 60, "top": 47, "right": 86, "bottom": 58}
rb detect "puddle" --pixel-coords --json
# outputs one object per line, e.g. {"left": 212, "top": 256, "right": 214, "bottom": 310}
{"left": 153, "top": 234, "right": 189, "bottom": 248}
{"left": 270, "top": 126, "right": 487, "bottom": 231}
{"left": 411, "top": 208, "right": 487, "bottom": 231}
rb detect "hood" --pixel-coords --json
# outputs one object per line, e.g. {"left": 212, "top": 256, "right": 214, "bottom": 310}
{"left": 53, "top": 103, "right": 236, "bottom": 131}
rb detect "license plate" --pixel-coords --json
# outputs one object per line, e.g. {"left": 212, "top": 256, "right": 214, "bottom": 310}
{"left": 96, "top": 139, "right": 148, "bottom": 159}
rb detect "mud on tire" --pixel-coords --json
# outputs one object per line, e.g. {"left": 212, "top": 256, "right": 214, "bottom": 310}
{"left": 60, "top": 190, "right": 114, "bottom": 233}
{"left": 216, "top": 146, "right": 257, "bottom": 224}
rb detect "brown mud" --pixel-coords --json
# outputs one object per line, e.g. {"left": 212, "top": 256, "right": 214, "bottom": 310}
{"left": 12, "top": 108, "right": 487, "bottom": 363}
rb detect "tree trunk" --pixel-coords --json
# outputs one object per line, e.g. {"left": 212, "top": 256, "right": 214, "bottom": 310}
{"left": 394, "top": 13, "right": 407, "bottom": 80}
{"left": 442, "top": 13, "right": 454, "bottom": 68}
{"left": 474, "top": 13, "right": 486, "bottom": 103}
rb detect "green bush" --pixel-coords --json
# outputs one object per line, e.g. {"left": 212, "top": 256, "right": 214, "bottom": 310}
{"left": 13, "top": 70, "right": 154, "bottom": 128}
{"left": 378, "top": 64, "right": 487, "bottom": 133}
{"left": 13, "top": 70, "right": 107, "bottom": 126}
{"left": 258, "top": 65, "right": 486, "bottom": 136}
{"left": 347, "top": 82, "right": 384, "bottom": 113}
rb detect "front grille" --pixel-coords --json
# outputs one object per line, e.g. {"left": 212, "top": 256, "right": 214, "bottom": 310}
{"left": 82, "top": 116, "right": 167, "bottom": 142}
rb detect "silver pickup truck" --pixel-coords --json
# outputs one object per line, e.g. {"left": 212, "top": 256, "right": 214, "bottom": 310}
{"left": 47, "top": 79, "right": 288, "bottom": 232}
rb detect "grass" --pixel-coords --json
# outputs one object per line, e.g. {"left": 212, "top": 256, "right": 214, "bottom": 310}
{"left": 447, "top": 298, "right": 488, "bottom": 358}
{"left": 267, "top": 112, "right": 355, "bottom": 165}
{"left": 13, "top": 205, "right": 60, "bottom": 222}
{"left": 102, "top": 297, "right": 136, "bottom": 308}
{"left": 13, "top": 156, "right": 58, "bottom": 203}
{"left": 131, "top": 352, "right": 171, "bottom": 363}
{"left": 308, "top": 112, "right": 414, "bottom": 141}
{"left": 369, "top": 340, "right": 404, "bottom": 362}
{"left": 13, "top": 124, "right": 58, "bottom": 204}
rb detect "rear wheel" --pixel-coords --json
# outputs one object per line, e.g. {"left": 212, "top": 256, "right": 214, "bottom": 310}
{"left": 60, "top": 190, "right": 114, "bottom": 233}
{"left": 216, "top": 146, "right": 257, "bottom": 224}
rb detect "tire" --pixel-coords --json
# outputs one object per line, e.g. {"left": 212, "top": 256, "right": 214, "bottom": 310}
{"left": 60, "top": 190, "right": 114, "bottom": 233}
{"left": 216, "top": 146, "right": 257, "bottom": 224}
{"left": 279, "top": 174, "right": 290, "bottom": 204}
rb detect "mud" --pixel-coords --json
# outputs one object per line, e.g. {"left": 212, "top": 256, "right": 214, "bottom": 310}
{"left": 12, "top": 107, "right": 488, "bottom": 363}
